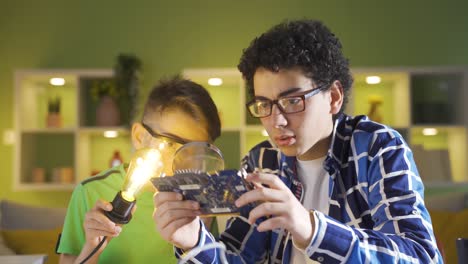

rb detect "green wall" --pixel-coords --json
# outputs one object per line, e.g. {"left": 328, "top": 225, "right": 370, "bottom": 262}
{"left": 1, "top": 0, "right": 468, "bottom": 207}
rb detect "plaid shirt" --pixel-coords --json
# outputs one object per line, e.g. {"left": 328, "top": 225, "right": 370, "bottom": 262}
{"left": 176, "top": 115, "right": 443, "bottom": 263}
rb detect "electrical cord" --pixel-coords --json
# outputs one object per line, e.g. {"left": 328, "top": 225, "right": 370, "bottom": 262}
{"left": 178, "top": 241, "right": 228, "bottom": 264}
{"left": 79, "top": 236, "right": 107, "bottom": 264}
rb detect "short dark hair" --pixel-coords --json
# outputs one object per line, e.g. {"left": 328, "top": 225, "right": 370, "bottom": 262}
{"left": 142, "top": 76, "right": 221, "bottom": 141}
{"left": 238, "top": 19, "right": 353, "bottom": 114}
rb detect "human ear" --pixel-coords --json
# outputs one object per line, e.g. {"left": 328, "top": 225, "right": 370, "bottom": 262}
{"left": 329, "top": 80, "right": 344, "bottom": 114}
{"left": 131, "top": 122, "right": 146, "bottom": 149}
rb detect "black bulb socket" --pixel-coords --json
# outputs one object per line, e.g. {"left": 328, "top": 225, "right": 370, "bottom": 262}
{"left": 104, "top": 191, "right": 135, "bottom": 224}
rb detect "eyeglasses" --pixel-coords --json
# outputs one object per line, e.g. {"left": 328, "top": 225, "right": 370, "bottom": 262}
{"left": 141, "top": 122, "right": 187, "bottom": 151}
{"left": 246, "top": 83, "right": 329, "bottom": 118}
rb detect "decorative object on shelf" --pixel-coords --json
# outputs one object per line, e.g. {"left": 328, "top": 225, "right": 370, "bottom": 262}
{"left": 51, "top": 167, "right": 74, "bottom": 183}
{"left": 32, "top": 167, "right": 45, "bottom": 183}
{"left": 91, "top": 79, "right": 121, "bottom": 126}
{"left": 367, "top": 94, "right": 383, "bottom": 123}
{"left": 60, "top": 167, "right": 74, "bottom": 183}
{"left": 115, "top": 53, "right": 142, "bottom": 127}
{"left": 109, "top": 150, "right": 124, "bottom": 168}
{"left": 46, "top": 96, "right": 62, "bottom": 128}
{"left": 90, "top": 78, "right": 119, "bottom": 101}
{"left": 95, "top": 95, "right": 121, "bottom": 126}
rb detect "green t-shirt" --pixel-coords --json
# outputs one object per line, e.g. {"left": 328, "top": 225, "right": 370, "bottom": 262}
{"left": 57, "top": 165, "right": 175, "bottom": 263}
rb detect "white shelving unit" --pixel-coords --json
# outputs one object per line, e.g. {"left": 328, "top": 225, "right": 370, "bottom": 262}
{"left": 14, "top": 67, "right": 467, "bottom": 190}
{"left": 183, "top": 68, "right": 268, "bottom": 170}
{"left": 184, "top": 67, "right": 468, "bottom": 185}
{"left": 14, "top": 69, "right": 131, "bottom": 190}
{"left": 351, "top": 67, "right": 467, "bottom": 185}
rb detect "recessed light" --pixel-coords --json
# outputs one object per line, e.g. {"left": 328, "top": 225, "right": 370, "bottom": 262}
{"left": 366, "top": 76, "right": 381, "bottom": 85}
{"left": 50, "top": 78, "right": 65, "bottom": 86}
{"left": 208, "top": 78, "right": 223, "bottom": 86}
{"left": 422, "top": 128, "right": 438, "bottom": 136}
{"left": 104, "top": 130, "right": 118, "bottom": 138}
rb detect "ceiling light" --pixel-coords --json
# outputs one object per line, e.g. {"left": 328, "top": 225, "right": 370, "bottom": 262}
{"left": 422, "top": 128, "right": 438, "bottom": 136}
{"left": 208, "top": 78, "right": 223, "bottom": 86}
{"left": 104, "top": 130, "right": 119, "bottom": 138}
{"left": 50, "top": 78, "right": 65, "bottom": 86}
{"left": 366, "top": 76, "right": 381, "bottom": 85}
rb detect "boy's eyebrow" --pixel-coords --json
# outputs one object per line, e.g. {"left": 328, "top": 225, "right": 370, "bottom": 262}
{"left": 277, "top": 87, "right": 302, "bottom": 97}
{"left": 254, "top": 87, "right": 302, "bottom": 99}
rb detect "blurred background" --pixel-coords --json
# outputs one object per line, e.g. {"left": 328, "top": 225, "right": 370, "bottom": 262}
{"left": 1, "top": 0, "right": 467, "bottom": 207}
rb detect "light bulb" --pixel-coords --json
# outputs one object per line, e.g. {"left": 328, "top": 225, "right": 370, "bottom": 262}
{"left": 105, "top": 147, "right": 164, "bottom": 224}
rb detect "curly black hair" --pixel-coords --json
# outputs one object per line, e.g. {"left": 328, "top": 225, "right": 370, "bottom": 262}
{"left": 142, "top": 76, "right": 221, "bottom": 142}
{"left": 238, "top": 19, "right": 353, "bottom": 113}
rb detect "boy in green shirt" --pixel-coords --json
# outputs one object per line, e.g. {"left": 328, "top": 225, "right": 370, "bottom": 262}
{"left": 57, "top": 76, "right": 221, "bottom": 263}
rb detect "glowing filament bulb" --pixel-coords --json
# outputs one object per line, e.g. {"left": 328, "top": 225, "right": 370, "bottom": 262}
{"left": 158, "top": 142, "right": 166, "bottom": 151}
{"left": 121, "top": 148, "right": 163, "bottom": 201}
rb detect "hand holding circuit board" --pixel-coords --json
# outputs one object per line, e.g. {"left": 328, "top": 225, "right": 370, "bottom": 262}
{"left": 151, "top": 169, "right": 254, "bottom": 216}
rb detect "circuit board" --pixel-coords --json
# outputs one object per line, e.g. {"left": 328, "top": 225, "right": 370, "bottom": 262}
{"left": 151, "top": 169, "right": 253, "bottom": 216}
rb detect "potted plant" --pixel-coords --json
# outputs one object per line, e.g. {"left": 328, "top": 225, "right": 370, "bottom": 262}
{"left": 46, "top": 96, "right": 62, "bottom": 127}
{"left": 115, "top": 54, "right": 142, "bottom": 127}
{"left": 91, "top": 78, "right": 121, "bottom": 126}
{"left": 89, "top": 54, "right": 141, "bottom": 127}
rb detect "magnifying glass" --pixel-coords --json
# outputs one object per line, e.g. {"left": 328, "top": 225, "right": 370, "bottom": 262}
{"left": 172, "top": 141, "right": 225, "bottom": 174}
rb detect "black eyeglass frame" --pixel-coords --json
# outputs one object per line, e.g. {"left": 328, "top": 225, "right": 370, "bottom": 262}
{"left": 246, "top": 83, "right": 330, "bottom": 118}
{"left": 141, "top": 122, "right": 188, "bottom": 145}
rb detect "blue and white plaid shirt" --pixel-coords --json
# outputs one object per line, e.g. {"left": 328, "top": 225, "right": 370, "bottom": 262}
{"left": 176, "top": 115, "right": 443, "bottom": 263}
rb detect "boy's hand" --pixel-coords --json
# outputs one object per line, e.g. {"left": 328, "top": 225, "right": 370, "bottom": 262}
{"left": 153, "top": 192, "right": 202, "bottom": 250}
{"left": 83, "top": 199, "right": 122, "bottom": 250}
{"left": 235, "top": 173, "right": 314, "bottom": 249}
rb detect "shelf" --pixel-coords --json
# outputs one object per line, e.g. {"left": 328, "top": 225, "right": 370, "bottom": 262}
{"left": 78, "top": 76, "right": 128, "bottom": 127}
{"left": 77, "top": 132, "right": 131, "bottom": 179}
{"left": 410, "top": 126, "right": 466, "bottom": 183}
{"left": 350, "top": 71, "right": 410, "bottom": 128}
{"left": 18, "top": 132, "right": 74, "bottom": 187}
{"left": 183, "top": 67, "right": 468, "bottom": 187}
{"left": 411, "top": 72, "right": 465, "bottom": 125}
{"left": 21, "top": 128, "right": 76, "bottom": 133}
{"left": 183, "top": 69, "right": 243, "bottom": 130}
{"left": 78, "top": 127, "right": 130, "bottom": 135}
{"left": 183, "top": 69, "right": 267, "bottom": 167}
{"left": 14, "top": 69, "right": 130, "bottom": 191}
{"left": 16, "top": 72, "right": 78, "bottom": 130}
{"left": 215, "top": 131, "right": 241, "bottom": 170}
{"left": 14, "top": 183, "right": 76, "bottom": 191}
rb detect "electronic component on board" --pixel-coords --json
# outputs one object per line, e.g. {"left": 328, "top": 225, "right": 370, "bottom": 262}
{"left": 151, "top": 169, "right": 253, "bottom": 216}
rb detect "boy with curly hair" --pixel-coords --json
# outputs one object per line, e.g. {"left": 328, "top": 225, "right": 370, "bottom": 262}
{"left": 154, "top": 20, "right": 442, "bottom": 263}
